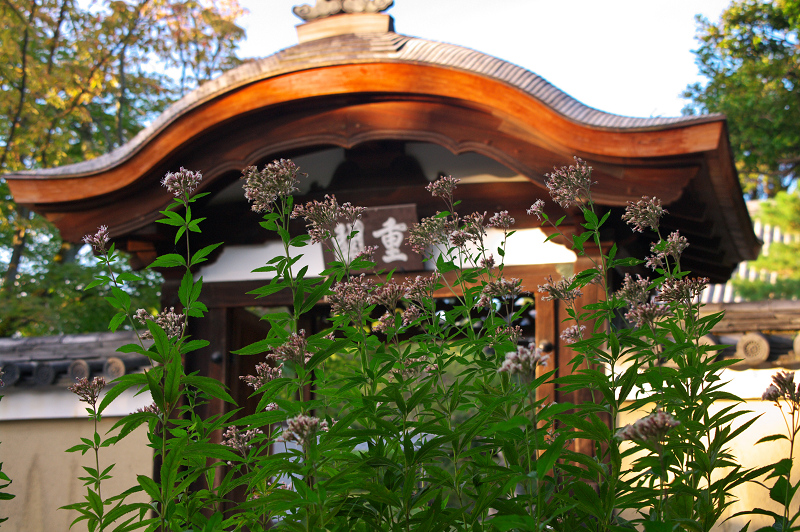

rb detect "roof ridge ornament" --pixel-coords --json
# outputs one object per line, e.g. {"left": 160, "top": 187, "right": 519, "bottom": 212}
{"left": 293, "top": 0, "right": 394, "bottom": 22}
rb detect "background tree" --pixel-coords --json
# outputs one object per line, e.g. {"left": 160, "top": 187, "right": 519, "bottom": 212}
{"left": 684, "top": 0, "right": 800, "bottom": 198}
{"left": 733, "top": 192, "right": 800, "bottom": 300}
{"left": 0, "top": 0, "right": 246, "bottom": 336}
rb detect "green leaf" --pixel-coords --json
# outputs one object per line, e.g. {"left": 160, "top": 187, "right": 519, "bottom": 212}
{"left": 97, "top": 373, "right": 148, "bottom": 414}
{"left": 84, "top": 278, "right": 106, "bottom": 291}
{"left": 435, "top": 253, "right": 458, "bottom": 273}
{"left": 148, "top": 319, "right": 171, "bottom": 359}
{"left": 163, "top": 352, "right": 182, "bottom": 405}
{"left": 642, "top": 521, "right": 673, "bottom": 532}
{"left": 178, "top": 270, "right": 193, "bottom": 308}
{"left": 115, "top": 272, "right": 142, "bottom": 283}
{"left": 183, "top": 443, "right": 241, "bottom": 462}
{"left": 190, "top": 242, "right": 223, "bottom": 267}
{"left": 232, "top": 338, "right": 279, "bottom": 356}
{"left": 180, "top": 339, "right": 209, "bottom": 354}
{"left": 87, "top": 488, "right": 103, "bottom": 517}
{"left": 148, "top": 254, "right": 186, "bottom": 269}
{"left": 757, "top": 434, "right": 789, "bottom": 445}
{"left": 145, "top": 369, "right": 165, "bottom": 412}
{"left": 108, "top": 311, "right": 127, "bottom": 332}
{"left": 182, "top": 375, "right": 235, "bottom": 404}
{"left": 769, "top": 476, "right": 792, "bottom": 505}
{"left": 157, "top": 209, "right": 185, "bottom": 226}
{"left": 537, "top": 435, "right": 565, "bottom": 478}
{"left": 137, "top": 474, "right": 161, "bottom": 503}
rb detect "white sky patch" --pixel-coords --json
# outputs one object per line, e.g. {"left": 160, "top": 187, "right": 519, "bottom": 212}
{"left": 236, "top": 0, "right": 731, "bottom": 119}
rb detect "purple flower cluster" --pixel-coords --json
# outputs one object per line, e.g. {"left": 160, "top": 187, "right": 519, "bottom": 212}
{"left": 278, "top": 414, "right": 329, "bottom": 448}
{"left": 425, "top": 175, "right": 460, "bottom": 202}
{"left": 242, "top": 159, "right": 302, "bottom": 213}
{"left": 292, "top": 194, "right": 366, "bottom": 244}
{"left": 405, "top": 275, "right": 440, "bottom": 302}
{"left": 488, "top": 210, "right": 515, "bottom": 231}
{"left": 658, "top": 277, "right": 709, "bottom": 303}
{"left": 560, "top": 324, "right": 585, "bottom": 344}
{"left": 162, "top": 167, "right": 202, "bottom": 197}
{"left": 527, "top": 199, "right": 545, "bottom": 220}
{"left": 373, "top": 311, "right": 396, "bottom": 334}
{"left": 544, "top": 157, "right": 593, "bottom": 208}
{"left": 240, "top": 362, "right": 284, "bottom": 390}
{"left": 480, "top": 255, "right": 496, "bottom": 270}
{"left": 538, "top": 275, "right": 582, "bottom": 303}
{"left": 83, "top": 225, "right": 110, "bottom": 254}
{"left": 408, "top": 215, "right": 453, "bottom": 255}
{"left": 762, "top": 371, "right": 799, "bottom": 403}
{"left": 494, "top": 325, "right": 523, "bottom": 345}
{"left": 390, "top": 355, "right": 437, "bottom": 381}
{"left": 498, "top": 344, "right": 548, "bottom": 381}
{"left": 241, "top": 330, "right": 314, "bottom": 387}
{"left": 616, "top": 410, "right": 680, "bottom": 444}
{"left": 222, "top": 426, "right": 264, "bottom": 457}
{"left": 460, "top": 211, "right": 488, "bottom": 243}
{"left": 354, "top": 245, "right": 377, "bottom": 265}
{"left": 135, "top": 307, "right": 185, "bottom": 340}
{"left": 370, "top": 280, "right": 408, "bottom": 310}
{"left": 476, "top": 277, "right": 523, "bottom": 308}
{"left": 401, "top": 305, "right": 422, "bottom": 326}
{"left": 616, "top": 274, "right": 651, "bottom": 307}
{"left": 329, "top": 274, "right": 376, "bottom": 319}
{"left": 625, "top": 302, "right": 671, "bottom": 328}
{"left": 622, "top": 196, "right": 666, "bottom": 233}
{"left": 272, "top": 331, "right": 313, "bottom": 365}
{"left": 69, "top": 376, "right": 106, "bottom": 405}
{"left": 646, "top": 231, "right": 689, "bottom": 271}
{"left": 133, "top": 402, "right": 160, "bottom": 415}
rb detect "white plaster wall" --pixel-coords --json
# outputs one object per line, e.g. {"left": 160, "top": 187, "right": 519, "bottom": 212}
{"left": 198, "top": 227, "right": 576, "bottom": 283}
{"left": 0, "top": 386, "right": 152, "bottom": 421}
{"left": 0, "top": 417, "right": 151, "bottom": 532}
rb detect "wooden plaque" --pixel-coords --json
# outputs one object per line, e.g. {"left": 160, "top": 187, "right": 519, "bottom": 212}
{"left": 322, "top": 204, "right": 423, "bottom": 272}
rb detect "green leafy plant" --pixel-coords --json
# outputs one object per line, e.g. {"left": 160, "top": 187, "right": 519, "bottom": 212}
{"left": 66, "top": 157, "right": 757, "bottom": 532}
{"left": 741, "top": 371, "right": 800, "bottom": 531}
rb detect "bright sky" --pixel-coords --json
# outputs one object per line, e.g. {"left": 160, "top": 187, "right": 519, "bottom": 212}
{"left": 236, "top": 0, "right": 731, "bottom": 119}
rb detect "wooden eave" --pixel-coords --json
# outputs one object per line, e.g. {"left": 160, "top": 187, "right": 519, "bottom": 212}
{"left": 4, "top": 31, "right": 759, "bottom": 280}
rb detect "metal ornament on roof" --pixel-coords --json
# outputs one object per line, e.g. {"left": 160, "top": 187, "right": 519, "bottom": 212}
{"left": 293, "top": 0, "right": 394, "bottom": 21}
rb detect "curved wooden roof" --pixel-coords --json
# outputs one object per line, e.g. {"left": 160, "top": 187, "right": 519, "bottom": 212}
{"left": 5, "top": 27, "right": 759, "bottom": 281}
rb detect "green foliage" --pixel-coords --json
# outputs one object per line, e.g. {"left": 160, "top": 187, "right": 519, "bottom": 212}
{"left": 737, "top": 372, "right": 800, "bottom": 531}
{"left": 0, "top": 244, "right": 161, "bottom": 337}
{"left": 0, "top": 0, "right": 245, "bottom": 336}
{"left": 729, "top": 190, "right": 800, "bottom": 300}
{"left": 67, "top": 159, "right": 755, "bottom": 531}
{"left": 684, "top": 0, "right": 800, "bottom": 197}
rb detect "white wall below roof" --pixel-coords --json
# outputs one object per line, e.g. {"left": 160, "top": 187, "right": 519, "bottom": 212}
{"left": 198, "top": 240, "right": 326, "bottom": 283}
{"left": 0, "top": 385, "right": 152, "bottom": 421}
{"left": 197, "top": 227, "right": 577, "bottom": 283}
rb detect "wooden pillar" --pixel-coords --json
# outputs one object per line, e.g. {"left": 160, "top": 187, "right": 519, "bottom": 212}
{"left": 534, "top": 256, "right": 607, "bottom": 456}
{"left": 186, "top": 306, "right": 232, "bottom": 426}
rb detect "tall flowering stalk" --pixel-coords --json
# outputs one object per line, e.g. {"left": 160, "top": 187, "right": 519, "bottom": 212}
{"left": 617, "top": 410, "right": 680, "bottom": 521}
{"left": 238, "top": 160, "right": 347, "bottom": 529}
{"left": 63, "top": 377, "right": 109, "bottom": 530}
{"left": 748, "top": 371, "right": 800, "bottom": 529}
{"left": 74, "top": 167, "right": 237, "bottom": 531}
{"left": 525, "top": 157, "right": 755, "bottom": 530}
